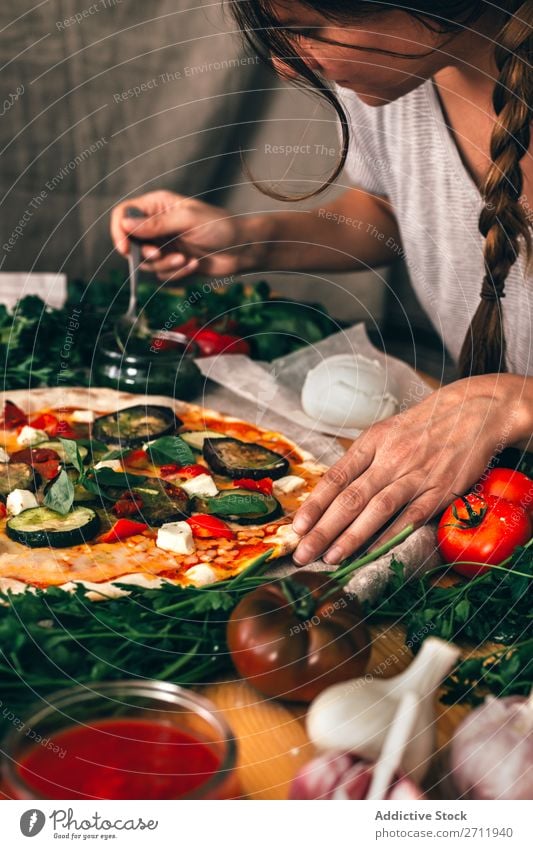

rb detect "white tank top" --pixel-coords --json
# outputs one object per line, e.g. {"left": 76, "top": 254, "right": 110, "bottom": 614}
{"left": 337, "top": 79, "right": 533, "bottom": 376}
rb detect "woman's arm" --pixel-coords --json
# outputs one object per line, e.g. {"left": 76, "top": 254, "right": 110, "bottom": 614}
{"left": 241, "top": 187, "right": 402, "bottom": 273}
{"left": 292, "top": 373, "right": 533, "bottom": 566}
{"left": 110, "top": 187, "right": 402, "bottom": 281}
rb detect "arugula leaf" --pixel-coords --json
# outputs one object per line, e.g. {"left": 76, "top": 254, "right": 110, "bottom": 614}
{"left": 147, "top": 436, "right": 195, "bottom": 466}
{"left": 43, "top": 468, "right": 75, "bottom": 515}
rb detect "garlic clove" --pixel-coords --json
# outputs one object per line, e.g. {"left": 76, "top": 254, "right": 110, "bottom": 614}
{"left": 307, "top": 637, "right": 461, "bottom": 783}
{"left": 367, "top": 690, "right": 421, "bottom": 800}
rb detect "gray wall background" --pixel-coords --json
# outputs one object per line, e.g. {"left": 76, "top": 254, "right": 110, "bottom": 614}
{"left": 1, "top": 0, "right": 444, "bottom": 372}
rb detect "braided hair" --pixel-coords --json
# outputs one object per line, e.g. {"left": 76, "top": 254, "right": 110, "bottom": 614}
{"left": 230, "top": 1, "right": 533, "bottom": 377}
{"left": 459, "top": 2, "right": 532, "bottom": 376}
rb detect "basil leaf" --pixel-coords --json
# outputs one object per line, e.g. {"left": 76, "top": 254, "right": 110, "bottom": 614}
{"left": 148, "top": 436, "right": 194, "bottom": 466}
{"left": 204, "top": 492, "right": 268, "bottom": 517}
{"left": 58, "top": 438, "right": 84, "bottom": 476}
{"left": 44, "top": 468, "right": 75, "bottom": 515}
{"left": 100, "top": 447, "right": 131, "bottom": 461}
{"left": 91, "top": 468, "right": 147, "bottom": 489}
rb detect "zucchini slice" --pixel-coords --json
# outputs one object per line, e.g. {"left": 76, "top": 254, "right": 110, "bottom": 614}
{"left": 106, "top": 478, "right": 190, "bottom": 526}
{"left": 36, "top": 440, "right": 89, "bottom": 465}
{"left": 180, "top": 429, "right": 225, "bottom": 451}
{"left": 93, "top": 405, "right": 180, "bottom": 447}
{"left": 6, "top": 506, "right": 100, "bottom": 548}
{"left": 203, "top": 437, "right": 289, "bottom": 480}
{"left": 0, "top": 462, "right": 38, "bottom": 497}
{"left": 195, "top": 488, "right": 282, "bottom": 525}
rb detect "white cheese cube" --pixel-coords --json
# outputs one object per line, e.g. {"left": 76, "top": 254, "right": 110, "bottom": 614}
{"left": 6, "top": 489, "right": 38, "bottom": 516}
{"left": 180, "top": 474, "right": 218, "bottom": 498}
{"left": 185, "top": 564, "right": 218, "bottom": 586}
{"left": 16, "top": 426, "right": 48, "bottom": 447}
{"left": 71, "top": 409, "right": 95, "bottom": 424}
{"left": 0, "top": 447, "right": 10, "bottom": 463}
{"left": 156, "top": 521, "right": 196, "bottom": 555}
{"left": 273, "top": 475, "right": 306, "bottom": 496}
{"left": 94, "top": 459, "right": 123, "bottom": 472}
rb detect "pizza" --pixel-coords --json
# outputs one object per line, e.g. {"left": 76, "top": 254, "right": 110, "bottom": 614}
{"left": 0, "top": 388, "right": 326, "bottom": 598}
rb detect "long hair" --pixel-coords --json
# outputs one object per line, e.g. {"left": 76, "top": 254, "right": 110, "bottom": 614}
{"left": 230, "top": 1, "right": 533, "bottom": 377}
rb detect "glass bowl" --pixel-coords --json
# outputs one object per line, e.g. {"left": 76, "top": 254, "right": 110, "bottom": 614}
{"left": 1, "top": 681, "right": 238, "bottom": 800}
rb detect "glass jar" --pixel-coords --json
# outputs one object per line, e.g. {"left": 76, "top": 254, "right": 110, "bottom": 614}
{"left": 2, "top": 681, "right": 239, "bottom": 800}
{"left": 93, "top": 331, "right": 202, "bottom": 400}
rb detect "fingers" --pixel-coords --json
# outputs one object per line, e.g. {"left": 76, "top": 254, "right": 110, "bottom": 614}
{"left": 295, "top": 474, "right": 419, "bottom": 566}
{"left": 110, "top": 190, "right": 188, "bottom": 256}
{"left": 292, "top": 441, "right": 375, "bottom": 536}
{"left": 293, "top": 470, "right": 381, "bottom": 565}
{"left": 153, "top": 258, "right": 200, "bottom": 282}
{"left": 367, "top": 491, "right": 444, "bottom": 553}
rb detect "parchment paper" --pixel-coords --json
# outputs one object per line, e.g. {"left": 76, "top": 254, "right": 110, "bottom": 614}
{"left": 196, "top": 323, "right": 432, "bottom": 440}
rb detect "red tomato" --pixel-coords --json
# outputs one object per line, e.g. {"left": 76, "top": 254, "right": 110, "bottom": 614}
{"left": 112, "top": 491, "right": 144, "bottom": 518}
{"left": 0, "top": 503, "right": 7, "bottom": 519}
{"left": 437, "top": 493, "right": 531, "bottom": 578}
{"left": 1, "top": 401, "right": 27, "bottom": 429}
{"left": 186, "top": 514, "right": 235, "bottom": 540}
{"left": 477, "top": 468, "right": 533, "bottom": 517}
{"left": 233, "top": 478, "right": 273, "bottom": 495}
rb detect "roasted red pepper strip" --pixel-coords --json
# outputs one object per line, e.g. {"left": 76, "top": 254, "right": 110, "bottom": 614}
{"left": 161, "top": 463, "right": 206, "bottom": 479}
{"left": 180, "top": 464, "right": 208, "bottom": 478}
{"left": 1, "top": 401, "right": 27, "bottom": 429}
{"left": 0, "top": 503, "right": 7, "bottom": 519}
{"left": 48, "top": 419, "right": 78, "bottom": 439}
{"left": 159, "top": 464, "right": 182, "bottom": 477}
{"left": 38, "top": 460, "right": 61, "bottom": 481}
{"left": 29, "top": 412, "right": 59, "bottom": 431}
{"left": 186, "top": 514, "right": 235, "bottom": 540}
{"left": 99, "top": 519, "right": 148, "bottom": 543}
{"left": 233, "top": 478, "right": 274, "bottom": 495}
{"left": 126, "top": 448, "right": 149, "bottom": 468}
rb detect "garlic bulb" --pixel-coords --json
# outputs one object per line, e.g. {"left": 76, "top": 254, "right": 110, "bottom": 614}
{"left": 290, "top": 752, "right": 426, "bottom": 800}
{"left": 301, "top": 354, "right": 398, "bottom": 430}
{"left": 450, "top": 692, "right": 533, "bottom": 799}
{"left": 307, "top": 637, "right": 460, "bottom": 782}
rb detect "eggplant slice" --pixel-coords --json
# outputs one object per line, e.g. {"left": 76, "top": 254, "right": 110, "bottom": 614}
{"left": 93, "top": 405, "right": 180, "bottom": 447}
{"left": 105, "top": 478, "right": 190, "bottom": 526}
{"left": 0, "top": 462, "right": 39, "bottom": 497}
{"left": 203, "top": 437, "right": 289, "bottom": 480}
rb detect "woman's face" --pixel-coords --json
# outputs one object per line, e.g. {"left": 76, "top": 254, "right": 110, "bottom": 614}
{"left": 270, "top": 3, "right": 459, "bottom": 105}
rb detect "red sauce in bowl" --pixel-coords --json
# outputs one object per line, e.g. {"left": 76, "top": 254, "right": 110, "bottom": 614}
{"left": 16, "top": 719, "right": 221, "bottom": 800}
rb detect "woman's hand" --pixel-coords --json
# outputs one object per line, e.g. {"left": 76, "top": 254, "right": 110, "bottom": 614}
{"left": 292, "top": 375, "right": 532, "bottom": 565}
{"left": 110, "top": 190, "right": 265, "bottom": 282}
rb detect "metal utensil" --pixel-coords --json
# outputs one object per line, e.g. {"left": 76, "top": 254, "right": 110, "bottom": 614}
{"left": 115, "top": 206, "right": 149, "bottom": 343}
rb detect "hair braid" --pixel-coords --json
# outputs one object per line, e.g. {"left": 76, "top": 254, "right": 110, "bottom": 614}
{"left": 458, "top": 2, "right": 533, "bottom": 377}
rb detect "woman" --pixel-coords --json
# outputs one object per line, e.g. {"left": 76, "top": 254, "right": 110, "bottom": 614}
{"left": 110, "top": 1, "right": 532, "bottom": 566}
